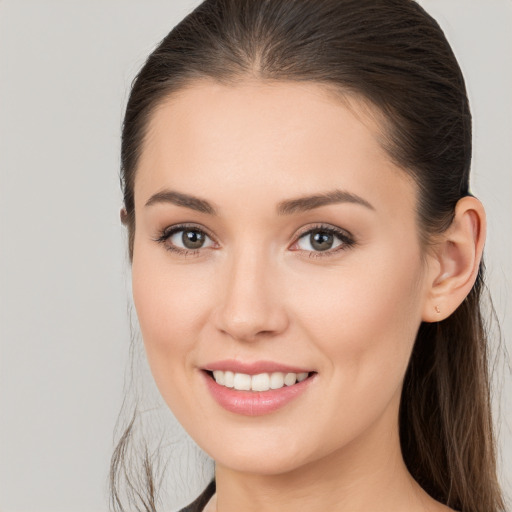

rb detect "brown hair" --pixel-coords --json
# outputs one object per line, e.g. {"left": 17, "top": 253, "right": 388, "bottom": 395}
{"left": 112, "top": 1, "right": 505, "bottom": 511}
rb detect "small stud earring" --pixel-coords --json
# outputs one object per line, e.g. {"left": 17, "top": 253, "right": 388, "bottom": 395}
{"left": 435, "top": 305, "right": 441, "bottom": 314}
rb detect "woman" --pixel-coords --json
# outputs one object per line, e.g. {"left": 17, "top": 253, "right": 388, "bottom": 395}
{"left": 111, "top": 0, "right": 505, "bottom": 511}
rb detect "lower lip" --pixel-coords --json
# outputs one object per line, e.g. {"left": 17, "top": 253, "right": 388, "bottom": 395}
{"left": 202, "top": 371, "right": 316, "bottom": 416}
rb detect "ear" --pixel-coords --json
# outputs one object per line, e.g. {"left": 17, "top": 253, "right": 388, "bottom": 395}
{"left": 120, "top": 207, "right": 128, "bottom": 225}
{"left": 422, "top": 196, "right": 486, "bottom": 322}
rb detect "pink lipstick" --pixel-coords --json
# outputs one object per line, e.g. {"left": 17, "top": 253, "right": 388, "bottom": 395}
{"left": 201, "top": 360, "right": 316, "bottom": 416}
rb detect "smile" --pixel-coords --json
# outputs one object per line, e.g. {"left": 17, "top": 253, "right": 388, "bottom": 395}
{"left": 210, "top": 370, "right": 309, "bottom": 391}
{"left": 202, "top": 363, "right": 317, "bottom": 416}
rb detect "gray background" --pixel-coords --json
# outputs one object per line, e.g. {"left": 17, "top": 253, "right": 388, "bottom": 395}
{"left": 0, "top": 1, "right": 510, "bottom": 511}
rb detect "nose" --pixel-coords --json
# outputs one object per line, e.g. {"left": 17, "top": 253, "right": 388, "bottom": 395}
{"left": 213, "top": 247, "right": 289, "bottom": 342}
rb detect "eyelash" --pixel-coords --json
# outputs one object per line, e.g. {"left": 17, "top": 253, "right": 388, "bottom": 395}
{"left": 154, "top": 223, "right": 216, "bottom": 257}
{"left": 154, "top": 223, "right": 356, "bottom": 259}
{"left": 292, "top": 223, "right": 356, "bottom": 258}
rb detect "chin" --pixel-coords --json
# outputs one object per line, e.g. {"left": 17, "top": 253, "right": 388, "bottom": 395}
{"left": 215, "top": 449, "right": 312, "bottom": 476}
{"left": 192, "top": 423, "right": 327, "bottom": 476}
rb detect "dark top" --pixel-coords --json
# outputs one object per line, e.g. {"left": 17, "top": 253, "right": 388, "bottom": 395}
{"left": 179, "top": 480, "right": 216, "bottom": 512}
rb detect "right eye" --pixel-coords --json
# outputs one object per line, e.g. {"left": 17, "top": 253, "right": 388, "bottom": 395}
{"left": 156, "top": 225, "right": 216, "bottom": 254}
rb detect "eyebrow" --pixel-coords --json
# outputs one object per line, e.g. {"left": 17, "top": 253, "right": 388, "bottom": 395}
{"left": 277, "top": 189, "right": 375, "bottom": 215}
{"left": 145, "top": 190, "right": 217, "bottom": 215}
{"left": 144, "top": 188, "right": 374, "bottom": 216}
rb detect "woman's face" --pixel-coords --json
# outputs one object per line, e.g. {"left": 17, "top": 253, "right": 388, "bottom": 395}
{"left": 131, "top": 80, "right": 433, "bottom": 475}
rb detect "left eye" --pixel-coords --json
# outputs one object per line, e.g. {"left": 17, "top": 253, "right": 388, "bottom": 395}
{"left": 295, "top": 228, "right": 349, "bottom": 252}
{"left": 166, "top": 227, "right": 215, "bottom": 250}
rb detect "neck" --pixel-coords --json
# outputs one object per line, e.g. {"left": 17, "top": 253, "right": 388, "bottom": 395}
{"left": 212, "top": 399, "right": 442, "bottom": 512}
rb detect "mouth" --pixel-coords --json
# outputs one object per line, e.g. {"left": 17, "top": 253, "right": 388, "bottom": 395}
{"left": 203, "top": 369, "right": 315, "bottom": 392}
{"left": 201, "top": 367, "right": 317, "bottom": 416}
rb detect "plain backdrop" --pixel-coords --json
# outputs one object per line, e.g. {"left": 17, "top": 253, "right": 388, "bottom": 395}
{"left": 0, "top": 1, "right": 510, "bottom": 511}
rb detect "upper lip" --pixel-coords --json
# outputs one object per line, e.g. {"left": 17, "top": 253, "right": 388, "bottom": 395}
{"left": 203, "top": 359, "right": 314, "bottom": 375}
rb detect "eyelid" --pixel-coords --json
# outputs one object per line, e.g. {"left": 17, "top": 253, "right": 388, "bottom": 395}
{"left": 159, "top": 222, "right": 217, "bottom": 242}
{"left": 153, "top": 222, "right": 355, "bottom": 257}
{"left": 289, "top": 223, "right": 356, "bottom": 255}
{"left": 154, "top": 222, "right": 218, "bottom": 255}
{"left": 293, "top": 223, "right": 353, "bottom": 240}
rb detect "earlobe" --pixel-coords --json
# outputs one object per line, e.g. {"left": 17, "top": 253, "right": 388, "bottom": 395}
{"left": 422, "top": 196, "right": 486, "bottom": 323}
{"left": 120, "top": 207, "right": 128, "bottom": 225}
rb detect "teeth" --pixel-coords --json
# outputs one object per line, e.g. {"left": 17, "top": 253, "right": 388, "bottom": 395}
{"left": 233, "top": 373, "right": 252, "bottom": 391}
{"left": 284, "top": 372, "right": 297, "bottom": 386}
{"left": 270, "top": 372, "right": 284, "bottom": 389}
{"left": 212, "top": 370, "right": 224, "bottom": 385}
{"left": 224, "top": 371, "right": 234, "bottom": 388}
{"left": 211, "top": 370, "right": 310, "bottom": 391}
{"left": 251, "top": 373, "right": 270, "bottom": 391}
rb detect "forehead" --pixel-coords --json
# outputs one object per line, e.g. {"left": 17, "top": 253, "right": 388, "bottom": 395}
{"left": 135, "top": 79, "right": 416, "bottom": 219}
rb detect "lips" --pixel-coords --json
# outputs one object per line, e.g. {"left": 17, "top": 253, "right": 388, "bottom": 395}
{"left": 205, "top": 359, "right": 313, "bottom": 375}
{"left": 201, "top": 360, "right": 316, "bottom": 416}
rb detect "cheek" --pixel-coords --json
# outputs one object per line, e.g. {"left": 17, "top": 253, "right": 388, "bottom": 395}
{"left": 282, "top": 251, "right": 425, "bottom": 451}
{"left": 131, "top": 246, "right": 215, "bottom": 386}
{"left": 290, "top": 246, "right": 424, "bottom": 390}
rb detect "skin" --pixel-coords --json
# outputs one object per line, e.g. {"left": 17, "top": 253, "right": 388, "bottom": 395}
{"left": 130, "top": 80, "right": 485, "bottom": 512}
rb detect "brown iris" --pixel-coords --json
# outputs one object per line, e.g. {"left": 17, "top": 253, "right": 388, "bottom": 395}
{"left": 182, "top": 229, "right": 206, "bottom": 249}
{"left": 309, "top": 230, "right": 334, "bottom": 251}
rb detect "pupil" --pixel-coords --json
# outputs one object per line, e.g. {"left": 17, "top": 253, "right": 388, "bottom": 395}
{"left": 311, "top": 231, "right": 333, "bottom": 251}
{"left": 182, "top": 230, "right": 205, "bottom": 249}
